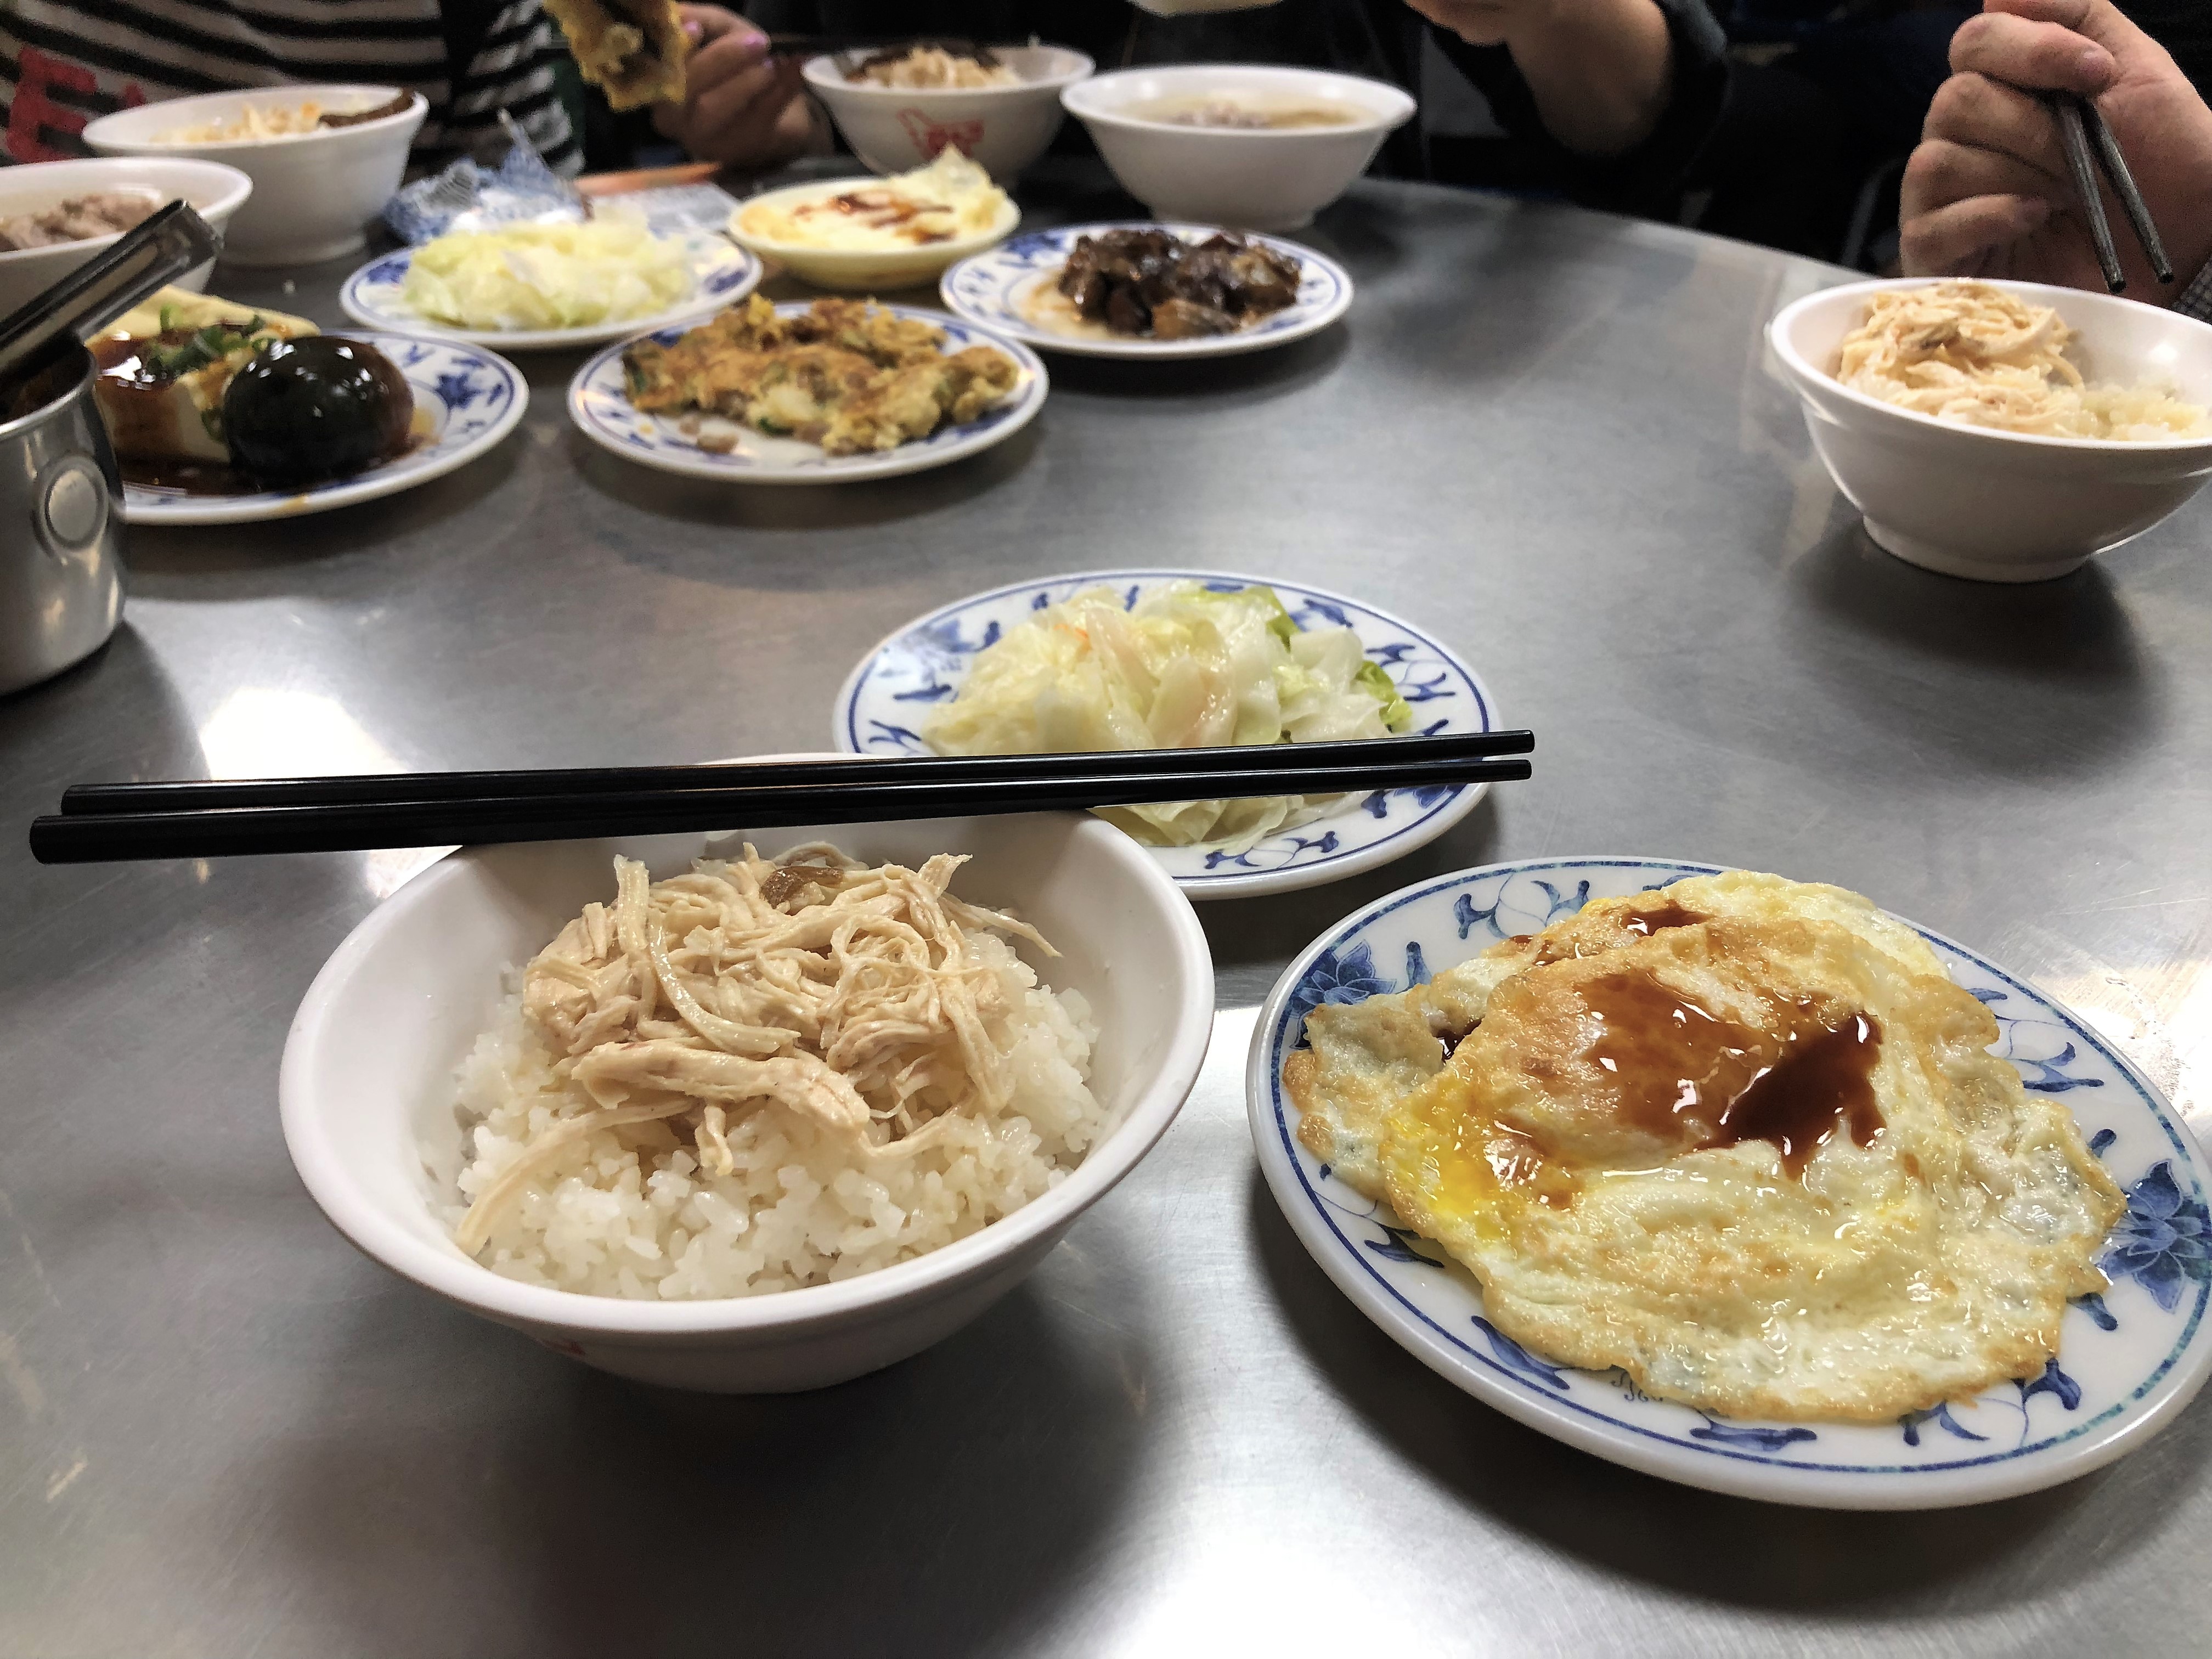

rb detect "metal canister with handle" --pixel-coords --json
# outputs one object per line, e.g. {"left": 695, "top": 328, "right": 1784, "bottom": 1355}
{"left": 0, "top": 343, "right": 123, "bottom": 693}
{"left": 0, "top": 200, "right": 219, "bottom": 694}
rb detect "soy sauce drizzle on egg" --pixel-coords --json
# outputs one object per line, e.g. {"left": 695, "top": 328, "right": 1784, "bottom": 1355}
{"left": 1581, "top": 969, "right": 1884, "bottom": 1176}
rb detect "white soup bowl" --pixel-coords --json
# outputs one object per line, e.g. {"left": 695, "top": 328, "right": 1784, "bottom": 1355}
{"left": 1062, "top": 63, "right": 1414, "bottom": 231}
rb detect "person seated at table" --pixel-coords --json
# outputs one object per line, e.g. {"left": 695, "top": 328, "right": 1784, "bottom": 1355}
{"left": 0, "top": 0, "right": 805, "bottom": 173}
{"left": 1899, "top": 0, "right": 2212, "bottom": 313}
{"left": 712, "top": 0, "right": 1731, "bottom": 219}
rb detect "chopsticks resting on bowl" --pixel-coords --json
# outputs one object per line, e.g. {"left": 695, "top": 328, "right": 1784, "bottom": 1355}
{"left": 30, "top": 732, "right": 1535, "bottom": 864}
{"left": 2050, "top": 93, "right": 2172, "bottom": 293}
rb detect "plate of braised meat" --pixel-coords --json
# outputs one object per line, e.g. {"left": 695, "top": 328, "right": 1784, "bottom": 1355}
{"left": 939, "top": 221, "right": 1352, "bottom": 359}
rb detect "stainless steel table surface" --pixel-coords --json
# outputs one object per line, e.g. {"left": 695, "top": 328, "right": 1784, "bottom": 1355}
{"left": 4, "top": 176, "right": 2209, "bottom": 1658}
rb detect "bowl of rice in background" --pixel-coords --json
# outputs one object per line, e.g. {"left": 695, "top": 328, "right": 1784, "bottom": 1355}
{"left": 279, "top": 774, "right": 1213, "bottom": 1393}
{"left": 1768, "top": 276, "right": 2212, "bottom": 582}
{"left": 802, "top": 44, "right": 1094, "bottom": 182}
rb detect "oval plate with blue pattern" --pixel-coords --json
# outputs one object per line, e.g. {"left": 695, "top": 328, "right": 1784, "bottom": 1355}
{"left": 833, "top": 568, "right": 1499, "bottom": 899}
{"left": 121, "top": 332, "right": 528, "bottom": 528}
{"left": 569, "top": 304, "right": 1047, "bottom": 486}
{"left": 1249, "top": 855, "right": 2212, "bottom": 1508}
{"left": 338, "top": 233, "right": 760, "bottom": 351}
{"left": 938, "top": 222, "right": 1353, "bottom": 360}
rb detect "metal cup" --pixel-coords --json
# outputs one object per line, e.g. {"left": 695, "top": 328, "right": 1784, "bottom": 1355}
{"left": 0, "top": 340, "right": 123, "bottom": 695}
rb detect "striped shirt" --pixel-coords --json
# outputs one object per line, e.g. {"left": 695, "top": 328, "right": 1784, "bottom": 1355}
{"left": 2, "top": 0, "right": 580, "bottom": 174}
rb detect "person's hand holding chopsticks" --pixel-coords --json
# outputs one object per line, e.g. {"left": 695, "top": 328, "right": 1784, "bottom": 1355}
{"left": 1901, "top": 0, "right": 2212, "bottom": 297}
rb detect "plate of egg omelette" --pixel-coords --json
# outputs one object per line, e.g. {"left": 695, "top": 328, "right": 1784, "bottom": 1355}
{"left": 1250, "top": 858, "right": 2212, "bottom": 1508}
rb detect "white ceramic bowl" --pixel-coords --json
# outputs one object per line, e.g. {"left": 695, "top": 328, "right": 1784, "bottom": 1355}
{"left": 1062, "top": 64, "right": 1414, "bottom": 231}
{"left": 0, "top": 157, "right": 250, "bottom": 315}
{"left": 83, "top": 86, "right": 425, "bottom": 267}
{"left": 729, "top": 178, "right": 1020, "bottom": 291}
{"left": 1768, "top": 277, "right": 2212, "bottom": 582}
{"left": 802, "top": 45, "right": 1094, "bottom": 180}
{"left": 279, "top": 798, "right": 1214, "bottom": 1393}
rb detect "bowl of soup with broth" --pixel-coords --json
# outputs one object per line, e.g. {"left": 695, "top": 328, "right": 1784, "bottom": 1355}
{"left": 1062, "top": 64, "right": 1414, "bottom": 230}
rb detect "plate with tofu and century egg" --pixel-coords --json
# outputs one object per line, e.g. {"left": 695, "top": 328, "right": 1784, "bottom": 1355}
{"left": 95, "top": 286, "right": 526, "bottom": 526}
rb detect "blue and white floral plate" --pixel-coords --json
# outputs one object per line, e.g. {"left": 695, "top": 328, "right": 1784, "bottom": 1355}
{"left": 121, "top": 334, "right": 528, "bottom": 528}
{"left": 833, "top": 568, "right": 1498, "bottom": 899}
{"left": 938, "top": 222, "right": 1353, "bottom": 360}
{"left": 568, "top": 304, "right": 1047, "bottom": 486}
{"left": 338, "top": 233, "right": 760, "bottom": 351}
{"left": 1249, "top": 856, "right": 2212, "bottom": 1509}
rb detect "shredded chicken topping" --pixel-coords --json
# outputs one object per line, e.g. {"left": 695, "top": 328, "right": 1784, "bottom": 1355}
{"left": 1832, "top": 280, "right": 2209, "bottom": 439}
{"left": 454, "top": 844, "right": 1058, "bottom": 1254}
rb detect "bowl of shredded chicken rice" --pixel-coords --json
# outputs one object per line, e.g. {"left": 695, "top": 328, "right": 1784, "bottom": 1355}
{"left": 280, "top": 765, "right": 1213, "bottom": 1393}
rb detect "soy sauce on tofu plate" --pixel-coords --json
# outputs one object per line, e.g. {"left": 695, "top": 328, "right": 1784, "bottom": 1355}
{"left": 93, "top": 286, "right": 420, "bottom": 494}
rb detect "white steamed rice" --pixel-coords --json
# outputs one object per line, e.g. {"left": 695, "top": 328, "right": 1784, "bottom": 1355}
{"left": 437, "top": 930, "right": 1103, "bottom": 1300}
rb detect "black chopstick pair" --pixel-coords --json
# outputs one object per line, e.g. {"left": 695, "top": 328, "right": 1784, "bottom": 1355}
{"left": 29, "top": 732, "right": 1535, "bottom": 865}
{"left": 2050, "top": 93, "right": 2172, "bottom": 294}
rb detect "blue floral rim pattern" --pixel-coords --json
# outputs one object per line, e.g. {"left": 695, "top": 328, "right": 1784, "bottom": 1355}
{"left": 1257, "top": 856, "right": 2212, "bottom": 1492}
{"left": 939, "top": 222, "right": 1353, "bottom": 357}
{"left": 121, "top": 333, "right": 526, "bottom": 524}
{"left": 833, "top": 568, "right": 1497, "bottom": 893}
{"left": 567, "top": 304, "right": 1046, "bottom": 483}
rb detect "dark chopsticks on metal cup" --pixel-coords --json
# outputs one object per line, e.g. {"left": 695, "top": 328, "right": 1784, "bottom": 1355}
{"left": 2050, "top": 92, "right": 2174, "bottom": 293}
{"left": 28, "top": 732, "right": 1536, "bottom": 865}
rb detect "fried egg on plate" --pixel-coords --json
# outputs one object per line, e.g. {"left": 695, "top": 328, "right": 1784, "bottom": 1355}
{"left": 1283, "top": 872, "right": 2123, "bottom": 1421}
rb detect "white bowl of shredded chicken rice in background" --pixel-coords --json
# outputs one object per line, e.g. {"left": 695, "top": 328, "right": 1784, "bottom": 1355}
{"left": 1769, "top": 276, "right": 2212, "bottom": 583}
{"left": 802, "top": 45, "right": 1094, "bottom": 182}
{"left": 279, "top": 782, "right": 1213, "bottom": 1393}
{"left": 84, "top": 85, "right": 425, "bottom": 267}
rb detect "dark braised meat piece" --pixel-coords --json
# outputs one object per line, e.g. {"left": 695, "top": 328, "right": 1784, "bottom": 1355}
{"left": 1055, "top": 227, "right": 1301, "bottom": 338}
{"left": 1150, "top": 298, "right": 1236, "bottom": 339}
{"left": 1201, "top": 234, "right": 1301, "bottom": 312}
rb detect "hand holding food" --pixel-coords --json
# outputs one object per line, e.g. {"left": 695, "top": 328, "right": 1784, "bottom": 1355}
{"left": 543, "top": 0, "right": 689, "bottom": 109}
{"left": 1901, "top": 0, "right": 2212, "bottom": 294}
{"left": 650, "top": 4, "right": 818, "bottom": 168}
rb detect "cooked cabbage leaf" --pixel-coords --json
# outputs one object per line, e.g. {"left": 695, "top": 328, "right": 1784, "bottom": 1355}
{"left": 923, "top": 582, "right": 1413, "bottom": 850}
{"left": 399, "top": 221, "right": 693, "bottom": 331}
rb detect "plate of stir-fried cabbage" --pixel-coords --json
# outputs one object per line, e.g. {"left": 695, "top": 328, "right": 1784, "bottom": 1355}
{"left": 835, "top": 570, "right": 1500, "bottom": 897}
